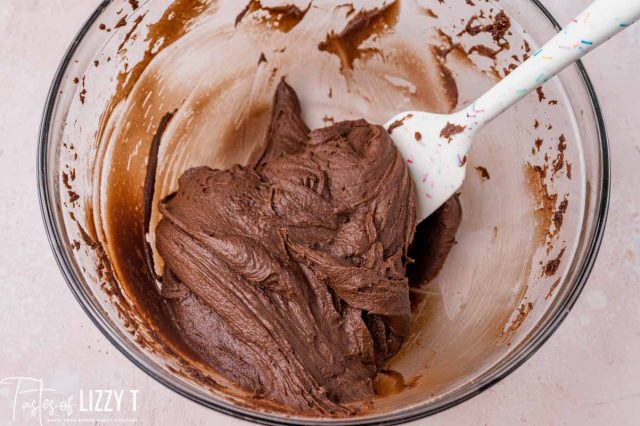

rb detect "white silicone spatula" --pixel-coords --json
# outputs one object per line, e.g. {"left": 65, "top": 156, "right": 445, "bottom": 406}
{"left": 386, "top": 0, "right": 640, "bottom": 222}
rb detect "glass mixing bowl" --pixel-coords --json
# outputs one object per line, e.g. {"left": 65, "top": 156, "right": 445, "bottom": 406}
{"left": 38, "top": 0, "right": 609, "bottom": 424}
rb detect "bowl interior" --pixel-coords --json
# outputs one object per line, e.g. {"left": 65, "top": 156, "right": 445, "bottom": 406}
{"left": 40, "top": 0, "right": 607, "bottom": 423}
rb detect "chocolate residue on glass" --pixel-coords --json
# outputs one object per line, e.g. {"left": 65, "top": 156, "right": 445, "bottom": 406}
{"left": 468, "top": 44, "right": 499, "bottom": 60}
{"left": 235, "top": 0, "right": 310, "bottom": 33}
{"left": 430, "top": 30, "right": 462, "bottom": 110}
{"left": 117, "top": 14, "right": 145, "bottom": 53}
{"left": 143, "top": 112, "right": 175, "bottom": 282}
{"left": 552, "top": 196, "right": 569, "bottom": 234}
{"left": 552, "top": 134, "right": 567, "bottom": 174}
{"left": 525, "top": 153, "right": 569, "bottom": 256}
{"left": 522, "top": 39, "right": 532, "bottom": 58}
{"left": 79, "top": 76, "right": 87, "bottom": 104}
{"left": 114, "top": 0, "right": 210, "bottom": 105}
{"left": 534, "top": 137, "right": 544, "bottom": 152}
{"left": 502, "top": 302, "right": 533, "bottom": 338}
{"left": 543, "top": 247, "right": 566, "bottom": 277}
{"left": 318, "top": 0, "right": 400, "bottom": 73}
{"left": 546, "top": 278, "right": 562, "bottom": 300}
{"left": 61, "top": 171, "right": 72, "bottom": 190}
{"left": 115, "top": 16, "right": 127, "bottom": 29}
{"left": 525, "top": 163, "right": 556, "bottom": 245}
{"left": 458, "top": 10, "right": 511, "bottom": 59}
{"left": 420, "top": 7, "right": 438, "bottom": 19}
{"left": 475, "top": 166, "right": 490, "bottom": 181}
{"left": 373, "top": 369, "right": 420, "bottom": 397}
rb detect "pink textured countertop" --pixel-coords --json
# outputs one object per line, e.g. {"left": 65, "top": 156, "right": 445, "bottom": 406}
{"left": 1, "top": 1, "right": 639, "bottom": 424}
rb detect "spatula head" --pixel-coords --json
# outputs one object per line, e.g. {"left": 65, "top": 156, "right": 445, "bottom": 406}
{"left": 385, "top": 111, "right": 471, "bottom": 222}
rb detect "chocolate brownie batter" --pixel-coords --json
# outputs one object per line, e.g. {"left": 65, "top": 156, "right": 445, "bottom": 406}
{"left": 154, "top": 80, "right": 460, "bottom": 415}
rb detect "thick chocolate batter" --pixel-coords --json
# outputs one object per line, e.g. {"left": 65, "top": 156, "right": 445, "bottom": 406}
{"left": 154, "top": 81, "right": 459, "bottom": 415}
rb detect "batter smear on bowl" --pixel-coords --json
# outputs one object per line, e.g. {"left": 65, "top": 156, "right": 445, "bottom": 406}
{"left": 152, "top": 80, "right": 460, "bottom": 415}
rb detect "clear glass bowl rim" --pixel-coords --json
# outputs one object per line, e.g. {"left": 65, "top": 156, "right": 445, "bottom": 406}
{"left": 37, "top": 1, "right": 610, "bottom": 424}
